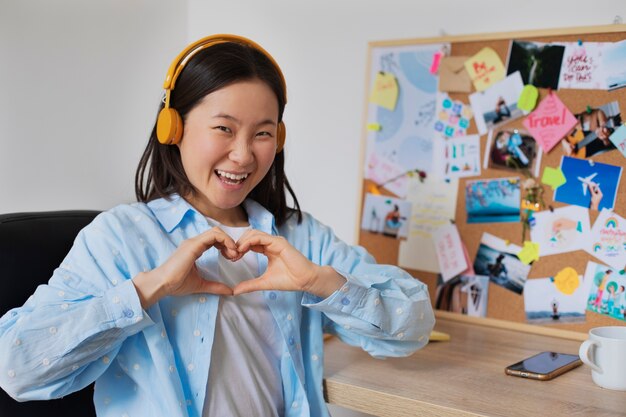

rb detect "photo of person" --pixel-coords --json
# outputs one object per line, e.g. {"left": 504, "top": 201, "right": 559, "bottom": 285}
{"left": 484, "top": 127, "right": 542, "bottom": 176}
{"left": 585, "top": 262, "right": 626, "bottom": 322}
{"left": 361, "top": 193, "right": 412, "bottom": 238}
{"left": 524, "top": 276, "right": 592, "bottom": 324}
{"left": 561, "top": 101, "right": 621, "bottom": 158}
{"left": 435, "top": 274, "right": 489, "bottom": 317}
{"left": 473, "top": 233, "right": 531, "bottom": 294}
{"left": 469, "top": 71, "right": 525, "bottom": 135}
{"left": 506, "top": 40, "right": 566, "bottom": 89}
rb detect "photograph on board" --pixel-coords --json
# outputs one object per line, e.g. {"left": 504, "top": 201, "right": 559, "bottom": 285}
{"left": 361, "top": 193, "right": 412, "bottom": 238}
{"left": 524, "top": 275, "right": 592, "bottom": 324}
{"left": 473, "top": 233, "right": 530, "bottom": 295}
{"left": 585, "top": 261, "right": 626, "bottom": 322}
{"left": 465, "top": 177, "right": 521, "bottom": 223}
{"left": 553, "top": 156, "right": 622, "bottom": 212}
{"left": 603, "top": 39, "right": 626, "bottom": 91}
{"left": 560, "top": 101, "right": 621, "bottom": 159}
{"left": 468, "top": 71, "right": 525, "bottom": 135}
{"left": 435, "top": 274, "right": 489, "bottom": 317}
{"left": 484, "top": 127, "right": 542, "bottom": 177}
{"left": 506, "top": 40, "right": 566, "bottom": 89}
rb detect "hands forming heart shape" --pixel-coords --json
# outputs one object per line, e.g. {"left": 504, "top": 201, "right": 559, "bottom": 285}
{"left": 133, "top": 227, "right": 346, "bottom": 309}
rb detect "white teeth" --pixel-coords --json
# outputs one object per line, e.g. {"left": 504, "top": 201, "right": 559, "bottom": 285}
{"left": 216, "top": 170, "right": 248, "bottom": 181}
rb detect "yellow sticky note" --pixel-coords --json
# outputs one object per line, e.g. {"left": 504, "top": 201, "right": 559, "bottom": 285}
{"left": 464, "top": 47, "right": 506, "bottom": 92}
{"left": 517, "top": 241, "right": 540, "bottom": 265}
{"left": 553, "top": 267, "right": 580, "bottom": 295}
{"left": 541, "top": 166, "right": 567, "bottom": 190}
{"left": 369, "top": 72, "right": 399, "bottom": 111}
{"left": 366, "top": 123, "right": 382, "bottom": 131}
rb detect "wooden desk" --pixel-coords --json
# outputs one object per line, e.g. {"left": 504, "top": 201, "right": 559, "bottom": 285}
{"left": 323, "top": 315, "right": 626, "bottom": 417}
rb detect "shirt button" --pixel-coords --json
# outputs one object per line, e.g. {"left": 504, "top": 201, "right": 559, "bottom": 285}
{"left": 193, "top": 330, "right": 201, "bottom": 337}
{"left": 199, "top": 296, "right": 207, "bottom": 303}
{"left": 61, "top": 303, "right": 69, "bottom": 310}
{"left": 111, "top": 279, "right": 118, "bottom": 285}
{"left": 268, "top": 292, "right": 277, "bottom": 300}
{"left": 49, "top": 326, "right": 57, "bottom": 334}
{"left": 169, "top": 365, "right": 175, "bottom": 373}
{"left": 374, "top": 298, "right": 381, "bottom": 306}
{"left": 288, "top": 336, "right": 295, "bottom": 346}
{"left": 102, "top": 356, "right": 110, "bottom": 364}
{"left": 396, "top": 308, "right": 403, "bottom": 315}
{"left": 311, "top": 354, "right": 319, "bottom": 361}
{"left": 397, "top": 332, "right": 405, "bottom": 339}
{"left": 292, "top": 401, "right": 298, "bottom": 408}
{"left": 287, "top": 314, "right": 293, "bottom": 321}
{"left": 7, "top": 370, "right": 15, "bottom": 378}
{"left": 123, "top": 309, "right": 134, "bottom": 318}
{"left": 341, "top": 297, "right": 350, "bottom": 306}
{"left": 187, "top": 363, "right": 195, "bottom": 371}
{"left": 42, "top": 358, "right": 50, "bottom": 366}
{"left": 112, "top": 296, "right": 120, "bottom": 304}
{"left": 341, "top": 285, "right": 349, "bottom": 292}
{"left": 133, "top": 363, "right": 140, "bottom": 370}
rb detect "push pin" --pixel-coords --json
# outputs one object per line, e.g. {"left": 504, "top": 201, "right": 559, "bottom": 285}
{"left": 589, "top": 159, "right": 595, "bottom": 166}
{"left": 578, "top": 39, "right": 583, "bottom": 46}
{"left": 586, "top": 105, "right": 592, "bottom": 114}
{"left": 549, "top": 205, "right": 554, "bottom": 213}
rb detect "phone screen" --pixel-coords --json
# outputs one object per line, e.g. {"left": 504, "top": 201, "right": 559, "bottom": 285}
{"left": 505, "top": 351, "right": 582, "bottom": 380}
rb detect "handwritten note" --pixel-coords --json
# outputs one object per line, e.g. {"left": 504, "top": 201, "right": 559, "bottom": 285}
{"left": 366, "top": 152, "right": 409, "bottom": 198}
{"left": 369, "top": 71, "right": 399, "bottom": 111}
{"left": 559, "top": 42, "right": 606, "bottom": 90}
{"left": 464, "top": 47, "right": 506, "bottom": 92}
{"left": 433, "top": 223, "right": 468, "bottom": 282}
{"left": 585, "top": 209, "right": 626, "bottom": 270}
{"left": 522, "top": 94, "right": 577, "bottom": 152}
{"left": 609, "top": 124, "right": 626, "bottom": 158}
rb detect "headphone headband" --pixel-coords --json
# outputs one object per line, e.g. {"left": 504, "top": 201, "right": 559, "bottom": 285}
{"left": 162, "top": 34, "right": 287, "bottom": 102}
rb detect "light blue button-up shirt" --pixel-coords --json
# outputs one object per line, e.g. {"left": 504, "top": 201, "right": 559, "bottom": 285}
{"left": 0, "top": 195, "right": 435, "bottom": 416}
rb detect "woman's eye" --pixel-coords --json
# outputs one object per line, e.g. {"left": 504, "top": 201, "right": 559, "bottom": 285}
{"left": 215, "top": 126, "right": 232, "bottom": 133}
{"left": 256, "top": 131, "right": 272, "bottom": 138}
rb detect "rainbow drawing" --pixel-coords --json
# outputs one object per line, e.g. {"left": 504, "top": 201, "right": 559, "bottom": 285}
{"left": 605, "top": 217, "right": 619, "bottom": 228}
{"left": 593, "top": 243, "right": 602, "bottom": 252}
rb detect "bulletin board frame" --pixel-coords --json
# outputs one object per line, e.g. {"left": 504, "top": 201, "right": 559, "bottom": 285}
{"left": 357, "top": 24, "right": 626, "bottom": 337}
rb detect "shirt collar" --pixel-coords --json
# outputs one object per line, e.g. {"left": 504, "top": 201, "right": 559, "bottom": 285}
{"left": 147, "top": 194, "right": 276, "bottom": 234}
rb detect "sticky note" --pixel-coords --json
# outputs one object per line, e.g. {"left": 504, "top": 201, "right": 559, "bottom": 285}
{"left": 367, "top": 123, "right": 382, "bottom": 131}
{"left": 369, "top": 72, "right": 399, "bottom": 111}
{"left": 522, "top": 94, "right": 578, "bottom": 153}
{"left": 430, "top": 51, "right": 444, "bottom": 75}
{"left": 464, "top": 47, "right": 506, "bottom": 92}
{"left": 541, "top": 166, "right": 567, "bottom": 189}
{"left": 517, "top": 241, "right": 540, "bottom": 265}
{"left": 609, "top": 124, "right": 626, "bottom": 158}
{"left": 518, "top": 85, "right": 539, "bottom": 112}
{"left": 553, "top": 267, "right": 580, "bottom": 295}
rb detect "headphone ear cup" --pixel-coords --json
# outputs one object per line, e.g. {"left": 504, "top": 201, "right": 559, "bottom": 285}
{"left": 157, "top": 107, "right": 183, "bottom": 145}
{"left": 276, "top": 121, "right": 286, "bottom": 153}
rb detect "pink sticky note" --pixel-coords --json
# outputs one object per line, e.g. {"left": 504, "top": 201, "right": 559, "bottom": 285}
{"left": 430, "top": 51, "right": 444, "bottom": 75}
{"left": 522, "top": 94, "right": 578, "bottom": 153}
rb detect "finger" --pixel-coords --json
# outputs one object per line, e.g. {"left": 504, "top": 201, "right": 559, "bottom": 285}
{"left": 237, "top": 231, "right": 278, "bottom": 253}
{"left": 233, "top": 277, "right": 271, "bottom": 296}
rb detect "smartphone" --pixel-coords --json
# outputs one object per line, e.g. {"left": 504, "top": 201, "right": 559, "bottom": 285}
{"left": 505, "top": 351, "right": 582, "bottom": 381}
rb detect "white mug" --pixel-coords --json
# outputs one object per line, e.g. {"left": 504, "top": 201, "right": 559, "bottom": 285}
{"left": 579, "top": 326, "right": 626, "bottom": 391}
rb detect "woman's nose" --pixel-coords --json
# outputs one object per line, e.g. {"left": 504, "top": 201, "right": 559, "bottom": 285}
{"left": 229, "top": 136, "right": 254, "bottom": 165}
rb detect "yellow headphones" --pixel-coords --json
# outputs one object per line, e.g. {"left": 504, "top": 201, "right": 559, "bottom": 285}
{"left": 156, "top": 34, "right": 287, "bottom": 152}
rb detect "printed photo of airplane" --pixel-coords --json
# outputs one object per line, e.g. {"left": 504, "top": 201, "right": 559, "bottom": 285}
{"left": 577, "top": 173, "right": 598, "bottom": 196}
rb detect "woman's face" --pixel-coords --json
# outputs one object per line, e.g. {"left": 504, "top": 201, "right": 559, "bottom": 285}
{"left": 177, "top": 78, "right": 279, "bottom": 224}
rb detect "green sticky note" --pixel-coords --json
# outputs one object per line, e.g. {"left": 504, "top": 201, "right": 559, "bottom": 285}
{"left": 518, "top": 241, "right": 540, "bottom": 265}
{"left": 541, "top": 166, "right": 566, "bottom": 190}
{"left": 518, "top": 85, "right": 539, "bottom": 112}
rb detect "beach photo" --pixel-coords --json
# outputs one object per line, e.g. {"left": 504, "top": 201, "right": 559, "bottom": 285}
{"left": 473, "top": 233, "right": 530, "bottom": 294}
{"left": 465, "top": 177, "right": 521, "bottom": 223}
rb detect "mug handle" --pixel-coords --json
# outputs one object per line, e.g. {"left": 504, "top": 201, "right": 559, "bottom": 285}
{"left": 579, "top": 340, "right": 602, "bottom": 373}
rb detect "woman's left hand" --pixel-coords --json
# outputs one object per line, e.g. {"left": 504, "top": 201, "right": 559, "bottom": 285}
{"left": 232, "top": 230, "right": 346, "bottom": 298}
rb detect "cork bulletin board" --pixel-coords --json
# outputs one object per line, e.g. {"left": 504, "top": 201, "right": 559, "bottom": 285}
{"left": 357, "top": 25, "right": 626, "bottom": 335}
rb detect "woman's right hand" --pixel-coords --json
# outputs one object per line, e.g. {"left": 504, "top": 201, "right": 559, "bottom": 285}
{"left": 132, "top": 227, "right": 237, "bottom": 308}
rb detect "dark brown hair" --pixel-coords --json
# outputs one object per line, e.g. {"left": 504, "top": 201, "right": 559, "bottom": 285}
{"left": 135, "top": 42, "right": 301, "bottom": 226}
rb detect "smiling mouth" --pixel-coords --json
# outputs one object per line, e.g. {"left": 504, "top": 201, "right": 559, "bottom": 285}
{"left": 215, "top": 170, "right": 249, "bottom": 185}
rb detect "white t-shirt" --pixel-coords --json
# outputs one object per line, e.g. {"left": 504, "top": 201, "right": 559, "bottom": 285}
{"left": 202, "top": 221, "right": 284, "bottom": 417}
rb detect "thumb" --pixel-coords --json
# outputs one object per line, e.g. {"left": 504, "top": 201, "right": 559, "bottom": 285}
{"left": 196, "top": 280, "right": 234, "bottom": 296}
{"left": 233, "top": 276, "right": 271, "bottom": 296}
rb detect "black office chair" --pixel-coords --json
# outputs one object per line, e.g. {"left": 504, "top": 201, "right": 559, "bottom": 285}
{"left": 0, "top": 210, "right": 100, "bottom": 417}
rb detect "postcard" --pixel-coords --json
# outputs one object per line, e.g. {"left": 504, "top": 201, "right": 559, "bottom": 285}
{"left": 529, "top": 205, "right": 591, "bottom": 256}
{"left": 560, "top": 101, "right": 621, "bottom": 159}
{"left": 506, "top": 40, "right": 565, "bottom": 89}
{"left": 435, "top": 274, "right": 489, "bottom": 317}
{"left": 469, "top": 71, "right": 525, "bottom": 135}
{"left": 584, "top": 209, "right": 626, "bottom": 271}
{"left": 484, "top": 127, "right": 542, "bottom": 177}
{"left": 432, "top": 134, "right": 481, "bottom": 179}
{"left": 433, "top": 223, "right": 468, "bottom": 282}
{"left": 603, "top": 40, "right": 626, "bottom": 91}
{"left": 553, "top": 156, "right": 622, "bottom": 211}
{"left": 465, "top": 177, "right": 521, "bottom": 224}
{"left": 398, "top": 176, "right": 459, "bottom": 272}
{"left": 585, "top": 261, "right": 626, "bottom": 322}
{"left": 361, "top": 193, "right": 412, "bottom": 238}
{"left": 524, "top": 274, "right": 591, "bottom": 324}
{"left": 473, "top": 232, "right": 531, "bottom": 294}
{"left": 558, "top": 42, "right": 606, "bottom": 90}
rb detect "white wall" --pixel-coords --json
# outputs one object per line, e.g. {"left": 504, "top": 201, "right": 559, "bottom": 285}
{"left": 188, "top": 0, "right": 624, "bottom": 245}
{"left": 0, "top": 0, "right": 187, "bottom": 213}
